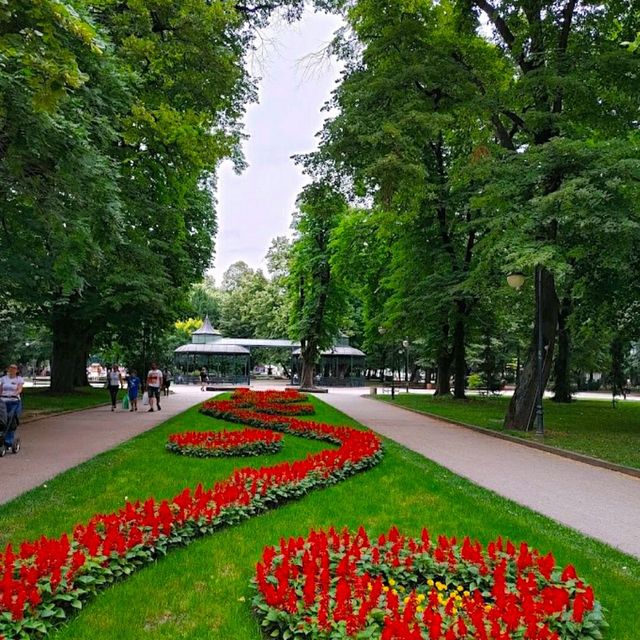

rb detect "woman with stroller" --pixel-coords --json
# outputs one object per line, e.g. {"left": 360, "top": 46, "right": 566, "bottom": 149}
{"left": 0, "top": 364, "right": 23, "bottom": 448}
{"left": 106, "top": 364, "right": 123, "bottom": 411}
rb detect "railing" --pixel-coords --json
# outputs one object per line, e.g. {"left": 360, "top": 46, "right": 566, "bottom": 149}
{"left": 173, "top": 375, "right": 248, "bottom": 385}
{"left": 314, "top": 377, "right": 367, "bottom": 388}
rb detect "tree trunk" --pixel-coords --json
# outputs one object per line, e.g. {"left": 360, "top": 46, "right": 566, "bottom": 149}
{"left": 610, "top": 336, "right": 626, "bottom": 399}
{"left": 504, "top": 267, "right": 559, "bottom": 430}
{"left": 452, "top": 315, "right": 466, "bottom": 399}
{"left": 434, "top": 323, "right": 451, "bottom": 396}
{"left": 50, "top": 312, "right": 92, "bottom": 392}
{"left": 552, "top": 297, "right": 572, "bottom": 402}
{"left": 299, "top": 339, "right": 318, "bottom": 388}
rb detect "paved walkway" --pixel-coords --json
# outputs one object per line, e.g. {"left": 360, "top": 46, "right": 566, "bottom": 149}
{"left": 2, "top": 384, "right": 639, "bottom": 560}
{"left": 0, "top": 385, "right": 215, "bottom": 504}
{"left": 320, "top": 391, "right": 640, "bottom": 559}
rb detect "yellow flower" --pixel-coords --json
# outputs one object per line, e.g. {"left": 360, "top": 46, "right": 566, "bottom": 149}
{"left": 416, "top": 606, "right": 424, "bottom": 613}
{"left": 392, "top": 589, "right": 398, "bottom": 596}
{"left": 427, "top": 579, "right": 434, "bottom": 587}
{"left": 383, "top": 586, "right": 389, "bottom": 593}
{"left": 435, "top": 581, "right": 445, "bottom": 591}
{"left": 403, "top": 596, "right": 410, "bottom": 604}
{"left": 463, "top": 591, "right": 470, "bottom": 597}
{"left": 484, "top": 605, "right": 492, "bottom": 612}
{"left": 389, "top": 578, "right": 396, "bottom": 586}
{"left": 417, "top": 594, "right": 426, "bottom": 603}
{"left": 457, "top": 585, "right": 464, "bottom": 592}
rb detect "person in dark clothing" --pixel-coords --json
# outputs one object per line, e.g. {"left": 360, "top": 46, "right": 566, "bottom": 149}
{"left": 107, "top": 364, "right": 123, "bottom": 411}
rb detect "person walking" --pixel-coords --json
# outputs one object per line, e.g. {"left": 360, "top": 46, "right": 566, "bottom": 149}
{"left": 126, "top": 369, "right": 141, "bottom": 412}
{"left": 0, "top": 364, "right": 24, "bottom": 447}
{"left": 162, "top": 369, "right": 172, "bottom": 397}
{"left": 146, "top": 363, "right": 163, "bottom": 412}
{"left": 107, "top": 364, "right": 123, "bottom": 411}
{"left": 200, "top": 366, "right": 208, "bottom": 391}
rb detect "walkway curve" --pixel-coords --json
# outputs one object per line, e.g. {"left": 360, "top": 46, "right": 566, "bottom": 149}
{"left": 320, "top": 392, "right": 640, "bottom": 559}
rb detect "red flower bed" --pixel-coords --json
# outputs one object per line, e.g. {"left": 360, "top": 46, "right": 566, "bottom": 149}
{"left": 166, "top": 428, "right": 283, "bottom": 457}
{"left": 223, "top": 389, "right": 315, "bottom": 416}
{"left": 253, "top": 526, "right": 606, "bottom": 640}
{"left": 232, "top": 388, "right": 309, "bottom": 405}
{"left": 0, "top": 391, "right": 382, "bottom": 639}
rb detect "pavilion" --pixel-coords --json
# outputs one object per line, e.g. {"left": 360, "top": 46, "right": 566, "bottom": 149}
{"left": 173, "top": 317, "right": 366, "bottom": 386}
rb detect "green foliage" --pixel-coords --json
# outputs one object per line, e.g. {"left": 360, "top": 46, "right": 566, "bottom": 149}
{"left": 1, "top": 0, "right": 313, "bottom": 389}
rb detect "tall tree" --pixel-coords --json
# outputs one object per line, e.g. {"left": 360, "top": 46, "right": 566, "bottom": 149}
{"left": 301, "top": 0, "right": 502, "bottom": 397}
{"left": 459, "top": 0, "right": 640, "bottom": 428}
{"left": 288, "top": 184, "right": 348, "bottom": 388}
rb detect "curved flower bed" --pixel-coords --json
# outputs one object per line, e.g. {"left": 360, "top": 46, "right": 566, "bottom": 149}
{"left": 231, "top": 388, "right": 315, "bottom": 416}
{"left": 232, "top": 388, "right": 308, "bottom": 405}
{"left": 166, "top": 428, "right": 283, "bottom": 457}
{"left": 0, "top": 390, "right": 382, "bottom": 639}
{"left": 253, "top": 526, "right": 606, "bottom": 640}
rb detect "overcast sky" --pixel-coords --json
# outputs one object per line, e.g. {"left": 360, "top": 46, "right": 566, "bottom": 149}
{"left": 211, "top": 9, "right": 344, "bottom": 283}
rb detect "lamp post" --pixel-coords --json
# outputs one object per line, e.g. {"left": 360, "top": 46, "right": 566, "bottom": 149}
{"left": 402, "top": 339, "right": 409, "bottom": 392}
{"left": 378, "top": 326, "right": 395, "bottom": 399}
{"left": 507, "top": 270, "right": 544, "bottom": 437}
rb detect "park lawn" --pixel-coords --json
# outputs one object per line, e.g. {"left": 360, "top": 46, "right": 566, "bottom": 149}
{"left": 0, "top": 397, "right": 638, "bottom": 639}
{"left": 380, "top": 393, "right": 640, "bottom": 470}
{"left": 20, "top": 386, "right": 108, "bottom": 419}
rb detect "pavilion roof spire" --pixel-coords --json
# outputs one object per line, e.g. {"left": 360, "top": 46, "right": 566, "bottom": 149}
{"left": 191, "top": 315, "right": 221, "bottom": 342}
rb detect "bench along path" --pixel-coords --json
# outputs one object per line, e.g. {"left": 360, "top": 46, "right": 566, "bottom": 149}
{"left": 0, "top": 386, "right": 216, "bottom": 505}
{"left": 320, "top": 391, "right": 640, "bottom": 559}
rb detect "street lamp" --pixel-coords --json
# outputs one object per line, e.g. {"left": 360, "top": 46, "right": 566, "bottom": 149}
{"left": 378, "top": 326, "right": 395, "bottom": 399}
{"left": 507, "top": 269, "right": 544, "bottom": 437}
{"left": 402, "top": 339, "right": 409, "bottom": 392}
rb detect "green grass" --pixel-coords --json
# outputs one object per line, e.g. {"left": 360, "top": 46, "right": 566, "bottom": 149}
{"left": 20, "top": 386, "right": 108, "bottom": 419}
{"left": 380, "top": 393, "right": 640, "bottom": 470}
{"left": 0, "top": 397, "right": 638, "bottom": 639}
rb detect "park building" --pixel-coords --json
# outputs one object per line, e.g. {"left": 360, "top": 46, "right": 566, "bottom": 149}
{"left": 173, "top": 317, "right": 366, "bottom": 387}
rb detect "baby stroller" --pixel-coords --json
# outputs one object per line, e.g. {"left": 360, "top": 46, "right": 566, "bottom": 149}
{"left": 0, "top": 399, "right": 21, "bottom": 457}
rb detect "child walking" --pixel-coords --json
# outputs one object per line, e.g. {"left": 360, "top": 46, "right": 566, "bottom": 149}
{"left": 126, "top": 369, "right": 141, "bottom": 412}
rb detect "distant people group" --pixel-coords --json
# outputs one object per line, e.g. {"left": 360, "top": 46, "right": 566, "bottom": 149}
{"left": 105, "top": 363, "right": 173, "bottom": 413}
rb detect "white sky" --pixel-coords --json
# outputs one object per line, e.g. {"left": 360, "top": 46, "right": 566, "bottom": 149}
{"left": 211, "top": 9, "right": 344, "bottom": 283}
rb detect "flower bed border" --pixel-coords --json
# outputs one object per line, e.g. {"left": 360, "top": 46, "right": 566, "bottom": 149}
{"left": 166, "top": 428, "right": 283, "bottom": 457}
{"left": 0, "top": 391, "right": 382, "bottom": 640}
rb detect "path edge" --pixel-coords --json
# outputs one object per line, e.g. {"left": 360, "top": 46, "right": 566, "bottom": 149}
{"left": 367, "top": 396, "right": 640, "bottom": 480}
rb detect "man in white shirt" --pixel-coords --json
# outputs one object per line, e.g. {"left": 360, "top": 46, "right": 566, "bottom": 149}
{"left": 146, "top": 363, "right": 163, "bottom": 412}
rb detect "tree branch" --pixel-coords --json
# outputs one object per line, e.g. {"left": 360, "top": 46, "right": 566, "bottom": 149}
{"left": 558, "top": 0, "right": 578, "bottom": 55}
{"left": 471, "top": 0, "right": 531, "bottom": 73}
{"left": 491, "top": 115, "right": 516, "bottom": 150}
{"left": 451, "top": 50, "right": 519, "bottom": 149}
{"left": 553, "top": 0, "right": 578, "bottom": 113}
{"left": 414, "top": 80, "right": 444, "bottom": 106}
{"left": 234, "top": 2, "right": 279, "bottom": 16}
{"left": 471, "top": 0, "right": 516, "bottom": 50}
